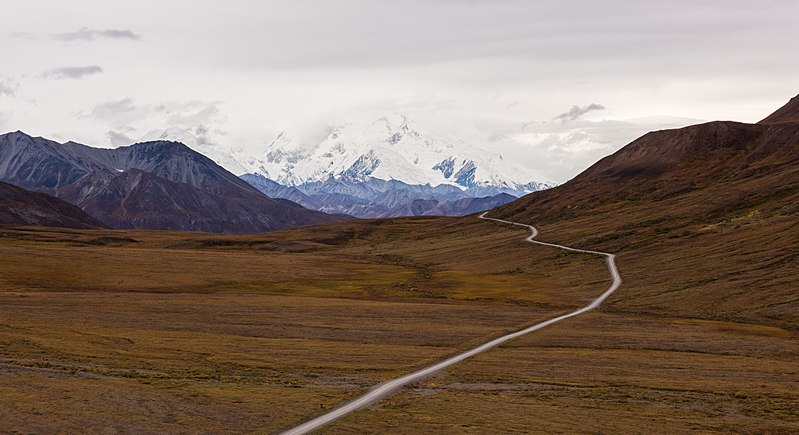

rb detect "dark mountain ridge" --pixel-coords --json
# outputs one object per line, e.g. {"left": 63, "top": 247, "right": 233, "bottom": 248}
{"left": 0, "top": 131, "right": 346, "bottom": 233}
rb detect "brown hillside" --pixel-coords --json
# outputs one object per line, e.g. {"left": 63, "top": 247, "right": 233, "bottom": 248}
{"left": 493, "top": 97, "right": 799, "bottom": 328}
{"left": 498, "top": 120, "right": 799, "bottom": 224}
{"left": 760, "top": 93, "right": 799, "bottom": 124}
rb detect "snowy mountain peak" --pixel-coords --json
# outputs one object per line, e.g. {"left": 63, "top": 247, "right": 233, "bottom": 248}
{"left": 143, "top": 114, "right": 553, "bottom": 192}
{"left": 236, "top": 114, "right": 553, "bottom": 190}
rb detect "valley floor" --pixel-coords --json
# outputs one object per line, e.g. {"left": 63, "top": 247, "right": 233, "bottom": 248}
{"left": 0, "top": 217, "right": 797, "bottom": 433}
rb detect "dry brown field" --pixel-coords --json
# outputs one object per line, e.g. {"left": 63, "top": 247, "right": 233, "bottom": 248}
{"left": 1, "top": 212, "right": 797, "bottom": 433}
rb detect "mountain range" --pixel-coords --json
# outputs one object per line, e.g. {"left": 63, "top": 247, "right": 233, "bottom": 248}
{"left": 145, "top": 114, "right": 554, "bottom": 218}
{"left": 240, "top": 114, "right": 550, "bottom": 188}
{"left": 0, "top": 132, "right": 345, "bottom": 233}
{"left": 241, "top": 173, "right": 527, "bottom": 218}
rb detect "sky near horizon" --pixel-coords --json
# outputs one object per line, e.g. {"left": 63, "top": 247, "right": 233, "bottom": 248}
{"left": 1, "top": 0, "right": 797, "bottom": 182}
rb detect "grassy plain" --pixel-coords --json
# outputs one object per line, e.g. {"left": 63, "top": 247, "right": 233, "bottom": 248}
{"left": 319, "top": 212, "right": 799, "bottom": 433}
{"left": 327, "top": 312, "right": 798, "bottom": 433}
{"left": 0, "top": 218, "right": 607, "bottom": 433}
{"left": 0, "top": 211, "right": 797, "bottom": 433}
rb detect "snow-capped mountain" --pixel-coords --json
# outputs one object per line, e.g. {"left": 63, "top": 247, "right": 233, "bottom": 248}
{"left": 138, "top": 115, "right": 555, "bottom": 218}
{"left": 240, "top": 114, "right": 553, "bottom": 191}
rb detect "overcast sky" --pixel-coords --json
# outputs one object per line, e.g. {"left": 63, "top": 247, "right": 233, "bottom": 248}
{"left": 1, "top": 0, "right": 797, "bottom": 182}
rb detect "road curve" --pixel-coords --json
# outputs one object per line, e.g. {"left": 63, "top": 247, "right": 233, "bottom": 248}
{"left": 280, "top": 212, "right": 622, "bottom": 435}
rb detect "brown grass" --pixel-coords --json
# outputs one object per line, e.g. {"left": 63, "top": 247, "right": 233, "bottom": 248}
{"left": 325, "top": 312, "right": 799, "bottom": 433}
{"left": 0, "top": 218, "right": 609, "bottom": 433}
{"left": 1, "top": 197, "right": 797, "bottom": 433}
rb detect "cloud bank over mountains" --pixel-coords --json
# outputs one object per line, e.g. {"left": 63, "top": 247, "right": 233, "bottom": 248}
{"left": 2, "top": 0, "right": 798, "bottom": 182}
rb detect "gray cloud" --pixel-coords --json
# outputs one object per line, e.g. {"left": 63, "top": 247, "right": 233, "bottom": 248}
{"left": 44, "top": 66, "right": 104, "bottom": 80}
{"left": 51, "top": 27, "right": 141, "bottom": 42}
{"left": 86, "top": 99, "right": 222, "bottom": 126}
{"left": 3, "top": 1, "right": 797, "bottom": 182}
{"left": 194, "top": 124, "right": 212, "bottom": 146}
{"left": 554, "top": 104, "right": 606, "bottom": 124}
{"left": 0, "top": 77, "right": 24, "bottom": 129}
{"left": 0, "top": 76, "right": 34, "bottom": 104}
{"left": 122, "top": 0, "right": 793, "bottom": 76}
{"left": 165, "top": 102, "right": 221, "bottom": 126}
{"left": 84, "top": 99, "right": 226, "bottom": 148}
{"left": 89, "top": 98, "right": 137, "bottom": 119}
{"left": 106, "top": 129, "right": 134, "bottom": 146}
{"left": 0, "top": 80, "right": 17, "bottom": 97}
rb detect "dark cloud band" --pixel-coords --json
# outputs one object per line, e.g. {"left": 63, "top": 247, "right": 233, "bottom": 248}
{"left": 44, "top": 66, "right": 104, "bottom": 80}
{"left": 554, "top": 104, "right": 606, "bottom": 123}
{"left": 51, "top": 27, "right": 141, "bottom": 42}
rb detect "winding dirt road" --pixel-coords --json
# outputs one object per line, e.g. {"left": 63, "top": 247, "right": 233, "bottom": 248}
{"left": 280, "top": 212, "right": 622, "bottom": 435}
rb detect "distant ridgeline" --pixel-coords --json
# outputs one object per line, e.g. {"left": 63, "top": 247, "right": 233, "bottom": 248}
{"left": 241, "top": 173, "right": 548, "bottom": 218}
{"left": 0, "top": 131, "right": 345, "bottom": 233}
